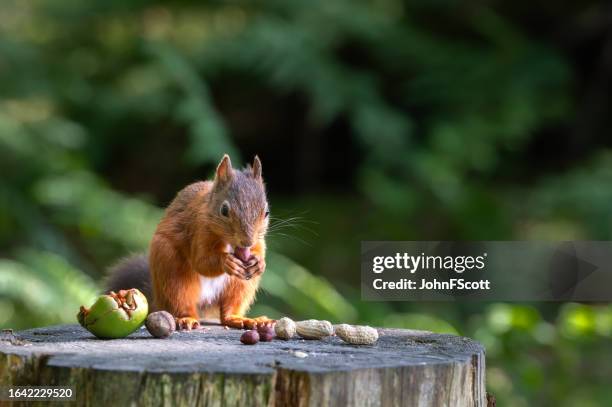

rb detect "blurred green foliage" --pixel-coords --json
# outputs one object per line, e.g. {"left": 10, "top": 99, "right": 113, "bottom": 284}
{"left": 1, "top": 1, "right": 611, "bottom": 406}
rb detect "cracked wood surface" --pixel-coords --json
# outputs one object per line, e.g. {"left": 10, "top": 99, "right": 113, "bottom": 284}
{"left": 0, "top": 324, "right": 486, "bottom": 406}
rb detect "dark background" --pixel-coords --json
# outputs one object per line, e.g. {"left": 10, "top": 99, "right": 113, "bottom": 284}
{"left": 1, "top": 1, "right": 611, "bottom": 405}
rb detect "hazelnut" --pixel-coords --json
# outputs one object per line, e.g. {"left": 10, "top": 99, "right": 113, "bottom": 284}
{"left": 240, "top": 330, "right": 259, "bottom": 345}
{"left": 145, "top": 311, "right": 175, "bottom": 338}
{"left": 257, "top": 325, "right": 274, "bottom": 342}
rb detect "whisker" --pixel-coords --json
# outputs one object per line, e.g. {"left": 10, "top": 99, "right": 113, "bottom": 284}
{"left": 269, "top": 217, "right": 318, "bottom": 228}
{"left": 268, "top": 223, "right": 319, "bottom": 236}
{"left": 266, "top": 231, "right": 313, "bottom": 247}
{"left": 270, "top": 216, "right": 318, "bottom": 225}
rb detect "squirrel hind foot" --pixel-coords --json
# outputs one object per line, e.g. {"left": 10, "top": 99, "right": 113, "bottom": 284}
{"left": 222, "top": 315, "right": 275, "bottom": 330}
{"left": 176, "top": 317, "right": 200, "bottom": 331}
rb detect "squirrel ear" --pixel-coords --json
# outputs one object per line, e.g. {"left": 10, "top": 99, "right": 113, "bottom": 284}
{"left": 215, "top": 154, "right": 233, "bottom": 184}
{"left": 252, "top": 155, "right": 262, "bottom": 180}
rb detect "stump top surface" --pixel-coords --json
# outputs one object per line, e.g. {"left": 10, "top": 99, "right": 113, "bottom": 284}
{"left": 0, "top": 324, "right": 484, "bottom": 374}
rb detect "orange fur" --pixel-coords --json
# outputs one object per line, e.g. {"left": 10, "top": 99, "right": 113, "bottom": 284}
{"left": 149, "top": 156, "right": 270, "bottom": 330}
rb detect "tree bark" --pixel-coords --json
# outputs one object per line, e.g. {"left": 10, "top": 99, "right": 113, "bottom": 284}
{"left": 0, "top": 324, "right": 486, "bottom": 406}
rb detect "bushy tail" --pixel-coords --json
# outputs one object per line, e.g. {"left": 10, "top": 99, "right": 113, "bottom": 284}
{"left": 104, "top": 254, "right": 152, "bottom": 302}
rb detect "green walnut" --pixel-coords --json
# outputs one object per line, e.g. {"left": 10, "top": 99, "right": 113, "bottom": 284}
{"left": 77, "top": 289, "right": 148, "bottom": 339}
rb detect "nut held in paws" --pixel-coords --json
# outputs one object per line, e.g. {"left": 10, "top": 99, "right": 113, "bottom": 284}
{"left": 234, "top": 246, "right": 251, "bottom": 263}
{"left": 145, "top": 311, "right": 176, "bottom": 338}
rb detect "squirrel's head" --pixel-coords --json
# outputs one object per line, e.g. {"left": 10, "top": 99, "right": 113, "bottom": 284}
{"left": 207, "top": 154, "right": 269, "bottom": 249}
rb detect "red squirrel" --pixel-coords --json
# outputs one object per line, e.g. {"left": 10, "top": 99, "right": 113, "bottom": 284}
{"left": 106, "top": 154, "right": 272, "bottom": 330}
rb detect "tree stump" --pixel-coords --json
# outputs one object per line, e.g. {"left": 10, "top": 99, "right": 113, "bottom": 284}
{"left": 0, "top": 324, "right": 486, "bottom": 406}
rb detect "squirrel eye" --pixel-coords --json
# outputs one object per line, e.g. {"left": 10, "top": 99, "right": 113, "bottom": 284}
{"left": 264, "top": 210, "right": 270, "bottom": 218}
{"left": 220, "top": 202, "right": 230, "bottom": 217}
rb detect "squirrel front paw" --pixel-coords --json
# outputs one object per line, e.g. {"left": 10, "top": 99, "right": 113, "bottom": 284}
{"left": 223, "top": 253, "right": 249, "bottom": 279}
{"left": 244, "top": 256, "right": 265, "bottom": 280}
{"left": 223, "top": 253, "right": 265, "bottom": 280}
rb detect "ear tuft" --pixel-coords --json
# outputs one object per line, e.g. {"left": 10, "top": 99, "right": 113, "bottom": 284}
{"left": 252, "top": 155, "right": 262, "bottom": 179}
{"left": 215, "top": 154, "right": 233, "bottom": 184}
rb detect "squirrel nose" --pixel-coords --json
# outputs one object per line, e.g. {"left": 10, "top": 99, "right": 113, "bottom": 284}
{"left": 240, "top": 239, "right": 254, "bottom": 248}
